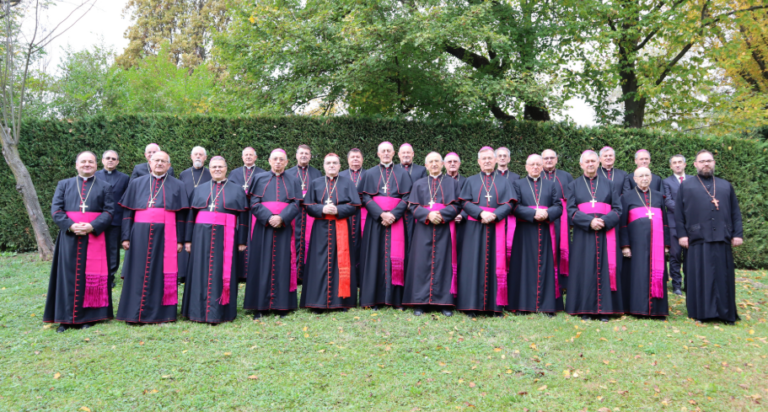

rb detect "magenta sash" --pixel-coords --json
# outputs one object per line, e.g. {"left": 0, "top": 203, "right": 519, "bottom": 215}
{"left": 134, "top": 208, "right": 179, "bottom": 305}
{"left": 373, "top": 196, "right": 406, "bottom": 286}
{"left": 262, "top": 201, "right": 298, "bottom": 292}
{"left": 467, "top": 206, "right": 508, "bottom": 306}
{"left": 300, "top": 190, "right": 315, "bottom": 263}
{"left": 529, "top": 206, "right": 560, "bottom": 298}
{"left": 577, "top": 202, "right": 617, "bottom": 292}
{"left": 360, "top": 207, "right": 368, "bottom": 236}
{"left": 559, "top": 198, "right": 569, "bottom": 276}
{"left": 428, "top": 203, "right": 458, "bottom": 297}
{"left": 66, "top": 211, "right": 109, "bottom": 308}
{"left": 195, "top": 211, "right": 237, "bottom": 305}
{"left": 506, "top": 215, "right": 517, "bottom": 261}
{"left": 628, "top": 207, "right": 665, "bottom": 299}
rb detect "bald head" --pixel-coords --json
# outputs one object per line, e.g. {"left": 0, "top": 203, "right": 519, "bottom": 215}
{"left": 144, "top": 143, "right": 161, "bottom": 162}
{"left": 541, "top": 149, "right": 558, "bottom": 172}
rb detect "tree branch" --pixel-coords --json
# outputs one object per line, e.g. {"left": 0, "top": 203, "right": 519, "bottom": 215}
{"left": 444, "top": 45, "right": 492, "bottom": 70}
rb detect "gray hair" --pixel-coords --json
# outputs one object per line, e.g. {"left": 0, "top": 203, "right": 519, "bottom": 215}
{"left": 669, "top": 154, "right": 686, "bottom": 164}
{"left": 145, "top": 143, "right": 160, "bottom": 153}
{"left": 102, "top": 150, "right": 119, "bottom": 160}
{"left": 579, "top": 150, "right": 598, "bottom": 163}
{"left": 634, "top": 149, "right": 650, "bottom": 160}
{"left": 477, "top": 147, "right": 496, "bottom": 160}
{"left": 599, "top": 146, "right": 615, "bottom": 157}
{"left": 425, "top": 151, "right": 443, "bottom": 163}
{"left": 191, "top": 146, "right": 207, "bottom": 156}
{"left": 526, "top": 154, "right": 543, "bottom": 165}
{"left": 378, "top": 142, "right": 394, "bottom": 152}
{"left": 151, "top": 151, "right": 171, "bottom": 164}
{"left": 541, "top": 149, "right": 557, "bottom": 158}
{"left": 495, "top": 147, "right": 511, "bottom": 157}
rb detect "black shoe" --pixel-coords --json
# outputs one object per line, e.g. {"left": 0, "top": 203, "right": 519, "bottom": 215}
{"left": 673, "top": 288, "right": 682, "bottom": 296}
{"left": 441, "top": 310, "right": 453, "bottom": 317}
{"left": 111, "top": 282, "right": 116, "bottom": 289}
{"left": 340, "top": 308, "right": 349, "bottom": 312}
{"left": 657, "top": 317, "right": 667, "bottom": 322}
{"left": 600, "top": 317, "right": 609, "bottom": 323}
{"left": 253, "top": 312, "right": 264, "bottom": 320}
{"left": 494, "top": 312, "right": 504, "bottom": 317}
{"left": 544, "top": 312, "right": 555, "bottom": 318}
{"left": 56, "top": 325, "right": 68, "bottom": 333}
{"left": 311, "top": 309, "right": 323, "bottom": 315}
{"left": 413, "top": 308, "right": 424, "bottom": 316}
{"left": 581, "top": 315, "right": 591, "bottom": 321}
{"left": 80, "top": 323, "right": 93, "bottom": 330}
{"left": 370, "top": 305, "right": 379, "bottom": 311}
{"left": 278, "top": 312, "right": 288, "bottom": 318}
{"left": 724, "top": 320, "right": 736, "bottom": 326}
{"left": 465, "top": 311, "right": 476, "bottom": 318}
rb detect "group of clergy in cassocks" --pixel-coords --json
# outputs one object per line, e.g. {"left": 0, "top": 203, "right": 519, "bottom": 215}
{"left": 44, "top": 141, "right": 743, "bottom": 333}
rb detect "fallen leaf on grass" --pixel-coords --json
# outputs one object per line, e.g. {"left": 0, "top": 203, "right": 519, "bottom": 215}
{"left": 563, "top": 370, "right": 571, "bottom": 378}
{"left": 248, "top": 375, "right": 258, "bottom": 380}
{"left": 506, "top": 369, "right": 512, "bottom": 374}
{"left": 598, "top": 408, "right": 610, "bottom": 412}
{"left": 602, "top": 360, "right": 609, "bottom": 365}
{"left": 517, "top": 391, "right": 528, "bottom": 396}
{"left": 79, "top": 407, "right": 91, "bottom": 412}
{"left": 538, "top": 385, "right": 547, "bottom": 391}
{"left": 224, "top": 352, "right": 231, "bottom": 356}
{"left": 739, "top": 384, "right": 749, "bottom": 390}
{"left": 53, "top": 373, "right": 61, "bottom": 379}
{"left": 318, "top": 349, "right": 325, "bottom": 353}
{"left": 688, "top": 400, "right": 697, "bottom": 405}
{"left": 469, "top": 382, "right": 476, "bottom": 388}
{"left": 493, "top": 348, "right": 502, "bottom": 352}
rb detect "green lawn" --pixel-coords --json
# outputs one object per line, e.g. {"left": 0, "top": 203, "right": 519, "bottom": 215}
{"left": 0, "top": 253, "right": 766, "bottom": 411}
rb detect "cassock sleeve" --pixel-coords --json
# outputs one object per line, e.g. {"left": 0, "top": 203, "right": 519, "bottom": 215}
{"left": 619, "top": 197, "right": 630, "bottom": 248}
{"left": 730, "top": 184, "right": 743, "bottom": 239}
{"left": 175, "top": 210, "right": 186, "bottom": 243}
{"left": 169, "top": 166, "right": 176, "bottom": 178}
{"left": 547, "top": 184, "right": 562, "bottom": 222}
{"left": 622, "top": 174, "right": 632, "bottom": 195}
{"left": 121, "top": 209, "right": 134, "bottom": 242}
{"left": 663, "top": 180, "right": 676, "bottom": 213}
{"left": 458, "top": 180, "right": 482, "bottom": 220}
{"left": 390, "top": 195, "right": 409, "bottom": 221}
{"left": 567, "top": 181, "right": 593, "bottom": 231}
{"left": 237, "top": 209, "right": 248, "bottom": 246}
{"left": 438, "top": 204, "right": 459, "bottom": 222}
{"left": 602, "top": 187, "right": 622, "bottom": 230}
{"left": 51, "top": 180, "right": 75, "bottom": 231}
{"left": 674, "top": 185, "right": 688, "bottom": 239}
{"left": 362, "top": 193, "right": 385, "bottom": 221}
{"left": 336, "top": 203, "right": 358, "bottom": 219}
{"left": 492, "top": 179, "right": 515, "bottom": 220}
{"left": 251, "top": 197, "right": 275, "bottom": 226}
{"left": 185, "top": 208, "right": 199, "bottom": 243}
{"left": 662, "top": 202, "right": 670, "bottom": 248}
{"left": 277, "top": 179, "right": 302, "bottom": 223}
{"left": 129, "top": 165, "right": 140, "bottom": 180}
{"left": 89, "top": 184, "right": 115, "bottom": 236}
{"left": 411, "top": 201, "right": 430, "bottom": 224}
{"left": 304, "top": 181, "right": 325, "bottom": 219}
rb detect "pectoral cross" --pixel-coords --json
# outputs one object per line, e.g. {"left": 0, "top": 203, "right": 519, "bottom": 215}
{"left": 242, "top": 183, "right": 249, "bottom": 191}
{"left": 484, "top": 193, "right": 492, "bottom": 203}
{"left": 147, "top": 198, "right": 155, "bottom": 208}
{"left": 209, "top": 203, "right": 216, "bottom": 212}
{"left": 301, "top": 183, "right": 306, "bottom": 191}
{"left": 646, "top": 210, "right": 654, "bottom": 219}
{"left": 79, "top": 203, "right": 88, "bottom": 213}
{"left": 325, "top": 198, "right": 334, "bottom": 206}
{"left": 428, "top": 200, "right": 435, "bottom": 208}
{"left": 382, "top": 184, "right": 388, "bottom": 194}
{"left": 712, "top": 198, "right": 719, "bottom": 210}
{"left": 589, "top": 198, "right": 597, "bottom": 208}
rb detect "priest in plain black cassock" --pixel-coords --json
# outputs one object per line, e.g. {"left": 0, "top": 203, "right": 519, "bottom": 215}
{"left": 396, "top": 143, "right": 427, "bottom": 252}
{"left": 243, "top": 149, "right": 302, "bottom": 318}
{"left": 508, "top": 154, "right": 563, "bottom": 315}
{"left": 340, "top": 148, "right": 366, "bottom": 276}
{"left": 675, "top": 150, "right": 743, "bottom": 324}
{"left": 129, "top": 143, "right": 175, "bottom": 180}
{"left": 300, "top": 153, "right": 361, "bottom": 312}
{"left": 403, "top": 152, "right": 460, "bottom": 317}
{"left": 117, "top": 151, "right": 188, "bottom": 324}
{"left": 565, "top": 150, "right": 624, "bottom": 322}
{"left": 181, "top": 157, "right": 248, "bottom": 323}
{"left": 623, "top": 149, "right": 663, "bottom": 193}
{"left": 495, "top": 147, "right": 521, "bottom": 182}
{"left": 228, "top": 147, "right": 267, "bottom": 282}
{"left": 456, "top": 147, "right": 515, "bottom": 317}
{"left": 287, "top": 144, "right": 322, "bottom": 283}
{"left": 619, "top": 167, "right": 670, "bottom": 319}
{"left": 94, "top": 150, "right": 129, "bottom": 289}
{"left": 599, "top": 146, "right": 629, "bottom": 196}
{"left": 177, "top": 146, "right": 212, "bottom": 283}
{"left": 445, "top": 152, "right": 467, "bottom": 189}
{"left": 45, "top": 152, "right": 115, "bottom": 333}
{"left": 541, "top": 149, "right": 574, "bottom": 291}
{"left": 359, "top": 142, "right": 413, "bottom": 309}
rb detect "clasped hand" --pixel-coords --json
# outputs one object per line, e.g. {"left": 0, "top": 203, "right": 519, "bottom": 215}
{"left": 533, "top": 209, "right": 549, "bottom": 221}
{"left": 428, "top": 211, "right": 443, "bottom": 225}
{"left": 480, "top": 211, "right": 496, "bottom": 224}
{"left": 380, "top": 212, "right": 396, "bottom": 227}
{"left": 590, "top": 217, "right": 605, "bottom": 230}
{"left": 69, "top": 223, "right": 94, "bottom": 236}
{"left": 322, "top": 204, "right": 338, "bottom": 215}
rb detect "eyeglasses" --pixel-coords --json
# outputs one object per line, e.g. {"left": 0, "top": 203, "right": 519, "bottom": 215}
{"left": 697, "top": 160, "right": 714, "bottom": 164}
{"left": 103, "top": 157, "right": 118, "bottom": 161}
{"left": 542, "top": 157, "right": 556, "bottom": 160}
{"left": 152, "top": 159, "right": 169, "bottom": 164}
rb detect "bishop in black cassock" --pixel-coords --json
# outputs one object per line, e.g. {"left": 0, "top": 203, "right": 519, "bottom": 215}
{"left": 177, "top": 151, "right": 212, "bottom": 283}
{"left": 540, "top": 149, "right": 574, "bottom": 293}
{"left": 341, "top": 148, "right": 367, "bottom": 277}
{"left": 181, "top": 157, "right": 249, "bottom": 323}
{"left": 565, "top": 150, "right": 624, "bottom": 321}
{"left": 619, "top": 168, "right": 670, "bottom": 318}
{"left": 228, "top": 147, "right": 267, "bottom": 282}
{"left": 130, "top": 143, "right": 175, "bottom": 180}
{"left": 403, "top": 153, "right": 460, "bottom": 317}
{"left": 675, "top": 151, "right": 743, "bottom": 324}
{"left": 508, "top": 155, "right": 563, "bottom": 314}
{"left": 300, "top": 154, "right": 362, "bottom": 311}
{"left": 243, "top": 149, "right": 302, "bottom": 318}
{"left": 286, "top": 147, "right": 322, "bottom": 283}
{"left": 45, "top": 152, "right": 115, "bottom": 332}
{"left": 456, "top": 147, "right": 515, "bottom": 316}
{"left": 359, "top": 142, "right": 413, "bottom": 308}
{"left": 117, "top": 152, "right": 188, "bottom": 324}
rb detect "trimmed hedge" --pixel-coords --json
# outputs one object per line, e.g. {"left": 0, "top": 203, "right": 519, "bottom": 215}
{"left": 2, "top": 115, "right": 766, "bottom": 268}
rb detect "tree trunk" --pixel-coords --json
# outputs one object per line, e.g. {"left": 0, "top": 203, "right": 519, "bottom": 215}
{"left": 523, "top": 103, "right": 551, "bottom": 121}
{"left": 618, "top": 43, "right": 646, "bottom": 128}
{"left": 0, "top": 129, "right": 54, "bottom": 260}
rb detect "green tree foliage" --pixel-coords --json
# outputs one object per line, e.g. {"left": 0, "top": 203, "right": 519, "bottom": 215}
{"left": 49, "top": 43, "right": 115, "bottom": 118}
{"left": 216, "top": 0, "right": 577, "bottom": 121}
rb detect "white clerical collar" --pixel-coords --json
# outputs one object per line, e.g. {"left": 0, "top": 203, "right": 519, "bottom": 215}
{"left": 544, "top": 168, "right": 556, "bottom": 173}
{"left": 381, "top": 162, "right": 393, "bottom": 168}
{"left": 152, "top": 172, "right": 167, "bottom": 179}
{"left": 674, "top": 173, "right": 685, "bottom": 179}
{"left": 584, "top": 173, "right": 597, "bottom": 179}
{"left": 104, "top": 169, "right": 115, "bottom": 174}
{"left": 350, "top": 167, "right": 361, "bottom": 172}
{"left": 529, "top": 175, "right": 539, "bottom": 181}
{"left": 602, "top": 166, "right": 612, "bottom": 171}
{"left": 447, "top": 172, "right": 459, "bottom": 178}
{"left": 430, "top": 173, "right": 441, "bottom": 179}
{"left": 484, "top": 171, "right": 493, "bottom": 176}
{"left": 638, "top": 187, "right": 649, "bottom": 192}
{"left": 245, "top": 165, "right": 255, "bottom": 170}
{"left": 497, "top": 167, "right": 508, "bottom": 172}
{"left": 327, "top": 175, "right": 337, "bottom": 180}
{"left": 298, "top": 165, "right": 308, "bottom": 169}
{"left": 79, "top": 175, "right": 92, "bottom": 181}
{"left": 213, "top": 178, "right": 227, "bottom": 183}
{"left": 272, "top": 171, "right": 282, "bottom": 176}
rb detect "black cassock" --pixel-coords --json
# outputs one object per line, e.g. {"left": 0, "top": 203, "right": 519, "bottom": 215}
{"left": 624, "top": 172, "right": 663, "bottom": 194}
{"left": 130, "top": 162, "right": 175, "bottom": 180}
{"left": 340, "top": 168, "right": 366, "bottom": 276}
{"left": 542, "top": 168, "right": 574, "bottom": 290}
{"left": 448, "top": 173, "right": 468, "bottom": 274}
{"left": 403, "top": 175, "right": 461, "bottom": 307}
{"left": 396, "top": 163, "right": 427, "bottom": 251}
{"left": 675, "top": 175, "right": 743, "bottom": 322}
{"left": 181, "top": 180, "right": 249, "bottom": 323}
{"left": 44, "top": 176, "right": 115, "bottom": 325}
{"left": 359, "top": 164, "right": 413, "bottom": 307}
{"left": 300, "top": 175, "right": 361, "bottom": 309}
{"left": 228, "top": 165, "right": 266, "bottom": 282}
{"left": 496, "top": 169, "right": 521, "bottom": 182}
{"left": 177, "top": 167, "right": 212, "bottom": 283}
{"left": 619, "top": 188, "right": 670, "bottom": 317}
{"left": 599, "top": 167, "right": 628, "bottom": 196}
{"left": 287, "top": 165, "right": 322, "bottom": 281}
{"left": 117, "top": 174, "right": 189, "bottom": 323}
{"left": 565, "top": 174, "right": 624, "bottom": 315}
{"left": 457, "top": 172, "right": 515, "bottom": 313}
{"left": 508, "top": 176, "right": 563, "bottom": 313}
{"left": 243, "top": 172, "right": 302, "bottom": 312}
